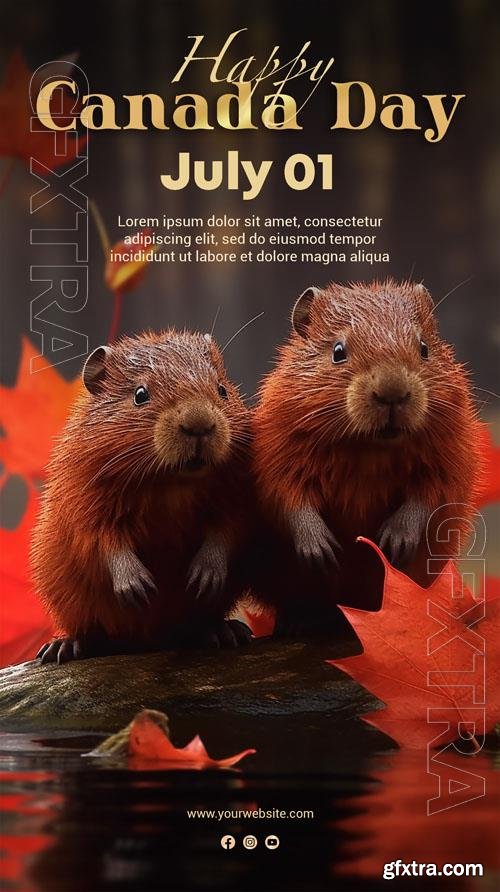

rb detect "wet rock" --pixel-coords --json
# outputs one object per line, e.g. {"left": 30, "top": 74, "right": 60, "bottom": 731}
{"left": 0, "top": 638, "right": 379, "bottom": 735}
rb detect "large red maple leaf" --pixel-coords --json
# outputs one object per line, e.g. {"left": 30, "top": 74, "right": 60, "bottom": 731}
{"left": 0, "top": 487, "right": 52, "bottom": 667}
{"left": 0, "top": 50, "right": 86, "bottom": 171}
{"left": 330, "top": 540, "right": 500, "bottom": 749}
{"left": 478, "top": 423, "right": 500, "bottom": 506}
{"left": 0, "top": 337, "right": 81, "bottom": 484}
{"left": 0, "top": 339, "right": 78, "bottom": 665}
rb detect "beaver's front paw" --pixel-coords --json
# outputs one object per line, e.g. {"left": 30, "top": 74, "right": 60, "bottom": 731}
{"left": 187, "top": 541, "right": 228, "bottom": 601}
{"left": 37, "top": 637, "right": 85, "bottom": 664}
{"left": 378, "top": 502, "right": 426, "bottom": 569}
{"left": 289, "top": 506, "right": 342, "bottom": 571}
{"left": 110, "top": 550, "right": 157, "bottom": 608}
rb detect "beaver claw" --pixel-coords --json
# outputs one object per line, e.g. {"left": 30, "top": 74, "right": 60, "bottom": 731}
{"left": 289, "top": 506, "right": 342, "bottom": 571}
{"left": 37, "top": 637, "right": 84, "bottom": 664}
{"left": 110, "top": 550, "right": 157, "bottom": 608}
{"left": 114, "top": 577, "right": 156, "bottom": 609}
{"left": 187, "top": 541, "right": 228, "bottom": 601}
{"left": 378, "top": 501, "right": 426, "bottom": 568}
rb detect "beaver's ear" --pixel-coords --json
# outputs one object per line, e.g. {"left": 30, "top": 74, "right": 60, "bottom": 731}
{"left": 414, "top": 282, "right": 434, "bottom": 310}
{"left": 203, "top": 332, "right": 225, "bottom": 375}
{"left": 83, "top": 345, "right": 111, "bottom": 394}
{"left": 292, "top": 286, "right": 321, "bottom": 338}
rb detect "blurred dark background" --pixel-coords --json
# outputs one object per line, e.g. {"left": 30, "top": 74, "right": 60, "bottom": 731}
{"left": 1, "top": 0, "right": 499, "bottom": 395}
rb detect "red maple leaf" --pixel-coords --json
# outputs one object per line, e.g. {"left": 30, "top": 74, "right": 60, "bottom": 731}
{"left": 89, "top": 205, "right": 155, "bottom": 340}
{"left": 0, "top": 50, "right": 86, "bottom": 171}
{"left": 336, "top": 750, "right": 500, "bottom": 878}
{"left": 330, "top": 539, "right": 500, "bottom": 749}
{"left": 105, "top": 230, "right": 153, "bottom": 295}
{"left": 0, "top": 337, "right": 81, "bottom": 484}
{"left": 103, "top": 229, "right": 155, "bottom": 341}
{"left": 126, "top": 710, "right": 255, "bottom": 769}
{"left": 0, "top": 339, "right": 79, "bottom": 666}
{"left": 0, "top": 487, "right": 52, "bottom": 668}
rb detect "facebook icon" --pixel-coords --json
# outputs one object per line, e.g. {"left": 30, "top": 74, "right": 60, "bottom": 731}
{"left": 220, "top": 835, "right": 236, "bottom": 850}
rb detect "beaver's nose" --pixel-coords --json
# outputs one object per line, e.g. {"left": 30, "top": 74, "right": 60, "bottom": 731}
{"left": 180, "top": 422, "right": 215, "bottom": 438}
{"left": 372, "top": 388, "right": 411, "bottom": 407}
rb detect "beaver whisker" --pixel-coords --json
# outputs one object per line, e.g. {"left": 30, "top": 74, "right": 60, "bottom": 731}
{"left": 421, "top": 275, "right": 473, "bottom": 327}
{"left": 306, "top": 407, "right": 352, "bottom": 441}
{"left": 299, "top": 401, "right": 346, "bottom": 425}
{"left": 135, "top": 453, "right": 163, "bottom": 489}
{"left": 274, "top": 384, "right": 336, "bottom": 404}
{"left": 229, "top": 428, "right": 252, "bottom": 444}
{"left": 304, "top": 412, "right": 347, "bottom": 435}
{"left": 100, "top": 451, "right": 155, "bottom": 491}
{"left": 120, "top": 451, "right": 151, "bottom": 482}
{"left": 322, "top": 415, "right": 356, "bottom": 443}
{"left": 221, "top": 311, "right": 265, "bottom": 354}
{"left": 96, "top": 443, "right": 155, "bottom": 476}
{"left": 117, "top": 453, "right": 158, "bottom": 493}
{"left": 82, "top": 444, "right": 153, "bottom": 490}
{"left": 210, "top": 304, "right": 222, "bottom": 337}
{"left": 471, "top": 385, "right": 500, "bottom": 401}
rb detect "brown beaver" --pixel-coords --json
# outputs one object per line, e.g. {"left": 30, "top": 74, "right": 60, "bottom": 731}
{"left": 249, "top": 279, "right": 483, "bottom": 636}
{"left": 32, "top": 329, "right": 252, "bottom": 662}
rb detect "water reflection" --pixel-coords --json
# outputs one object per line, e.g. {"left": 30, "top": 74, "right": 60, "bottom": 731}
{"left": 0, "top": 734, "right": 498, "bottom": 892}
{"left": 0, "top": 767, "right": 62, "bottom": 892}
{"left": 336, "top": 750, "right": 499, "bottom": 889}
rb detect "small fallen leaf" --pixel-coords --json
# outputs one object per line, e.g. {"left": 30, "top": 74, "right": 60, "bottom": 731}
{"left": 88, "top": 709, "right": 256, "bottom": 770}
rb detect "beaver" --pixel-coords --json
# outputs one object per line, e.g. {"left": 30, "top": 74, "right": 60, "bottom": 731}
{"left": 32, "top": 329, "right": 252, "bottom": 662}
{"left": 249, "top": 279, "right": 483, "bottom": 635}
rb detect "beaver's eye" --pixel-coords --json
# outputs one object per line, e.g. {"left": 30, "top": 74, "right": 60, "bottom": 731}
{"left": 420, "top": 340, "right": 429, "bottom": 360}
{"left": 332, "top": 341, "right": 347, "bottom": 364}
{"left": 218, "top": 383, "right": 229, "bottom": 400}
{"left": 134, "top": 385, "right": 150, "bottom": 406}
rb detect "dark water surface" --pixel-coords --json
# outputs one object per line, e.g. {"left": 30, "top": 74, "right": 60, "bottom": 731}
{"left": 0, "top": 724, "right": 497, "bottom": 892}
